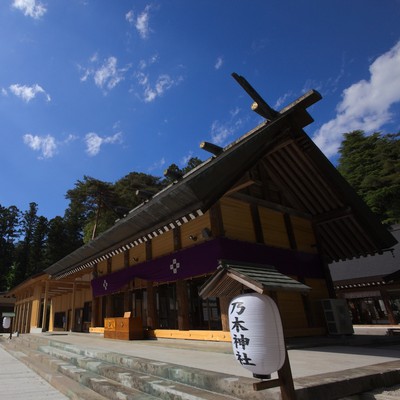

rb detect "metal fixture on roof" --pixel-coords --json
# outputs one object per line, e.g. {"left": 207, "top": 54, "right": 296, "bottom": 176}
{"left": 135, "top": 189, "right": 153, "bottom": 201}
{"left": 200, "top": 141, "right": 223, "bottom": 156}
{"left": 163, "top": 166, "right": 183, "bottom": 181}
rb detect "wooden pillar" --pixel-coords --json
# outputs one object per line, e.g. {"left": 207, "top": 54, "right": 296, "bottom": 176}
{"left": 15, "top": 303, "right": 21, "bottom": 333}
{"left": 219, "top": 296, "right": 231, "bottom": 332}
{"left": 91, "top": 296, "right": 99, "bottom": 327}
{"left": 41, "top": 280, "right": 49, "bottom": 332}
{"left": 26, "top": 301, "right": 32, "bottom": 333}
{"left": 380, "top": 288, "right": 397, "bottom": 324}
{"left": 209, "top": 202, "right": 224, "bottom": 237}
{"left": 105, "top": 258, "right": 113, "bottom": 318}
{"left": 70, "top": 282, "right": 76, "bottom": 331}
{"left": 21, "top": 301, "right": 27, "bottom": 333}
{"left": 48, "top": 300, "right": 54, "bottom": 331}
{"left": 123, "top": 249, "right": 131, "bottom": 313}
{"left": 177, "top": 280, "right": 189, "bottom": 330}
{"left": 146, "top": 281, "right": 157, "bottom": 328}
{"left": 30, "top": 285, "right": 42, "bottom": 329}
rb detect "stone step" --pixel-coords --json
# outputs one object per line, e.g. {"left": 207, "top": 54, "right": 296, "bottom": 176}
{"left": 5, "top": 337, "right": 160, "bottom": 400}
{"left": 25, "top": 335, "right": 265, "bottom": 400}
{"left": 9, "top": 335, "right": 255, "bottom": 400}
{"left": 4, "top": 339, "right": 107, "bottom": 400}
{"left": 39, "top": 345, "right": 239, "bottom": 400}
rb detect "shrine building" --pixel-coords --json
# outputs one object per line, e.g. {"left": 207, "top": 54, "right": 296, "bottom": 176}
{"left": 8, "top": 79, "right": 397, "bottom": 341}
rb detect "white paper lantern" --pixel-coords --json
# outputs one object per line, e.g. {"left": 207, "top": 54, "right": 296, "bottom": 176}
{"left": 2, "top": 317, "right": 11, "bottom": 329}
{"left": 228, "top": 293, "right": 285, "bottom": 377}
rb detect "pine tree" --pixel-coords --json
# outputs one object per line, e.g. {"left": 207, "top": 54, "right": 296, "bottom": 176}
{"left": 337, "top": 131, "right": 400, "bottom": 225}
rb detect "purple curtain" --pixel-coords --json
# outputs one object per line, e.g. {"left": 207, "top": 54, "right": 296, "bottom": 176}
{"left": 91, "top": 238, "right": 322, "bottom": 297}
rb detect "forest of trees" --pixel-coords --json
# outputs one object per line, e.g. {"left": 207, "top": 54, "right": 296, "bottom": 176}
{"left": 0, "top": 130, "right": 399, "bottom": 293}
{"left": 0, "top": 158, "right": 202, "bottom": 292}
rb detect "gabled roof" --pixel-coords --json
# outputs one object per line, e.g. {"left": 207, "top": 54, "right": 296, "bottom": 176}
{"left": 45, "top": 87, "right": 397, "bottom": 279}
{"left": 330, "top": 225, "right": 400, "bottom": 284}
{"left": 199, "top": 260, "right": 311, "bottom": 298}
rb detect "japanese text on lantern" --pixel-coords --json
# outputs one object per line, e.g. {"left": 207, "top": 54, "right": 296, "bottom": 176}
{"left": 230, "top": 301, "right": 256, "bottom": 366}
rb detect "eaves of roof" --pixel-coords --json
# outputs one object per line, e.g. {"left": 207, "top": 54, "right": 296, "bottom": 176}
{"left": 45, "top": 90, "right": 397, "bottom": 279}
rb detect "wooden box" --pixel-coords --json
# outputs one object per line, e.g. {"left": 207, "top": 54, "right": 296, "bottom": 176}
{"left": 104, "top": 317, "right": 143, "bottom": 340}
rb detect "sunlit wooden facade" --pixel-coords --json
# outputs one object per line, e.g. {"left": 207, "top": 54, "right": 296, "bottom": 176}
{"left": 8, "top": 85, "right": 397, "bottom": 340}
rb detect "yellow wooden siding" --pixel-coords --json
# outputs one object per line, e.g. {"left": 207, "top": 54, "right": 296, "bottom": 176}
{"left": 97, "top": 260, "right": 107, "bottom": 276}
{"left": 291, "top": 216, "right": 318, "bottom": 254}
{"left": 130, "top": 242, "right": 146, "bottom": 265}
{"left": 152, "top": 229, "right": 174, "bottom": 259}
{"left": 258, "top": 207, "right": 290, "bottom": 249}
{"left": 180, "top": 213, "right": 211, "bottom": 248}
{"left": 305, "top": 278, "right": 330, "bottom": 326}
{"left": 277, "top": 290, "right": 308, "bottom": 329}
{"left": 111, "top": 252, "right": 125, "bottom": 272}
{"left": 220, "top": 197, "right": 256, "bottom": 242}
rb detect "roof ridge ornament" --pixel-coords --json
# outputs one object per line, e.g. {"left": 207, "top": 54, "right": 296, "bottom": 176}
{"left": 232, "top": 72, "right": 278, "bottom": 121}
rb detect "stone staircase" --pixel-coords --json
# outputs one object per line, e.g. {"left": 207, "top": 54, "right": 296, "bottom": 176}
{"left": 2, "top": 335, "right": 275, "bottom": 400}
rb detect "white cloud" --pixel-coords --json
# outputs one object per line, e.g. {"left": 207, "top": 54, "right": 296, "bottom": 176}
{"left": 94, "top": 57, "right": 125, "bottom": 90}
{"left": 215, "top": 57, "right": 223, "bottom": 70}
{"left": 139, "top": 74, "right": 179, "bottom": 103}
{"left": 274, "top": 91, "right": 294, "bottom": 109}
{"left": 9, "top": 83, "right": 51, "bottom": 102}
{"left": 180, "top": 151, "right": 193, "bottom": 166}
{"left": 12, "top": 0, "right": 47, "bottom": 19}
{"left": 313, "top": 41, "right": 400, "bottom": 157}
{"left": 23, "top": 134, "right": 57, "bottom": 159}
{"left": 135, "top": 6, "right": 151, "bottom": 39}
{"left": 1, "top": 88, "right": 8, "bottom": 96}
{"left": 85, "top": 132, "right": 122, "bottom": 156}
{"left": 127, "top": 5, "right": 152, "bottom": 39}
{"left": 148, "top": 157, "right": 166, "bottom": 172}
{"left": 210, "top": 120, "right": 232, "bottom": 146}
{"left": 80, "top": 56, "right": 130, "bottom": 93}
{"left": 210, "top": 107, "right": 245, "bottom": 146}
{"left": 125, "top": 10, "right": 134, "bottom": 24}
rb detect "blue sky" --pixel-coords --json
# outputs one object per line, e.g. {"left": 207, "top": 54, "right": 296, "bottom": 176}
{"left": 1, "top": 0, "right": 400, "bottom": 219}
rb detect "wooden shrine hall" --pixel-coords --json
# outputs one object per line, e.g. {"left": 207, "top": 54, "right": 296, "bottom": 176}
{"left": 8, "top": 75, "right": 397, "bottom": 340}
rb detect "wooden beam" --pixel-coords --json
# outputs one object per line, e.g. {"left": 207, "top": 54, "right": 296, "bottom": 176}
{"left": 232, "top": 73, "right": 278, "bottom": 120}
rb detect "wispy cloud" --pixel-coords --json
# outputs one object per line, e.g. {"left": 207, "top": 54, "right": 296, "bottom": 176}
{"left": 85, "top": 132, "right": 122, "bottom": 156}
{"left": 23, "top": 133, "right": 78, "bottom": 159}
{"left": 12, "top": 0, "right": 47, "bottom": 19}
{"left": 210, "top": 108, "right": 245, "bottom": 146}
{"left": 135, "top": 72, "right": 181, "bottom": 103}
{"left": 180, "top": 151, "right": 193, "bottom": 166}
{"left": 147, "top": 157, "right": 166, "bottom": 172}
{"left": 214, "top": 57, "right": 223, "bottom": 70}
{"left": 274, "top": 91, "right": 295, "bottom": 109}
{"left": 9, "top": 83, "right": 51, "bottom": 102}
{"left": 126, "top": 5, "right": 152, "bottom": 39}
{"left": 80, "top": 55, "right": 130, "bottom": 93}
{"left": 313, "top": 40, "right": 400, "bottom": 157}
{"left": 23, "top": 134, "right": 57, "bottom": 159}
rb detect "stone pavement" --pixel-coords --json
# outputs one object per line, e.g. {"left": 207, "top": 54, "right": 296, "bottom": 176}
{"left": 1, "top": 326, "right": 400, "bottom": 399}
{"left": 0, "top": 342, "right": 68, "bottom": 400}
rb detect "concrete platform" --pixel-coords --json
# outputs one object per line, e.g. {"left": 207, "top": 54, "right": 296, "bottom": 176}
{"left": 1, "top": 326, "right": 400, "bottom": 399}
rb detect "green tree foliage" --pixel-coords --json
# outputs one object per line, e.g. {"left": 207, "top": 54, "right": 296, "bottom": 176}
{"left": 1, "top": 157, "right": 204, "bottom": 288}
{"left": 163, "top": 157, "right": 203, "bottom": 184}
{"left": 337, "top": 130, "right": 400, "bottom": 225}
{"left": 0, "top": 205, "right": 20, "bottom": 291}
{"left": 12, "top": 203, "right": 50, "bottom": 286}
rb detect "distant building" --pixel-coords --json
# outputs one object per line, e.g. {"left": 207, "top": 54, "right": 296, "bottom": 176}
{"left": 7, "top": 88, "right": 397, "bottom": 339}
{"left": 330, "top": 225, "right": 400, "bottom": 325}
